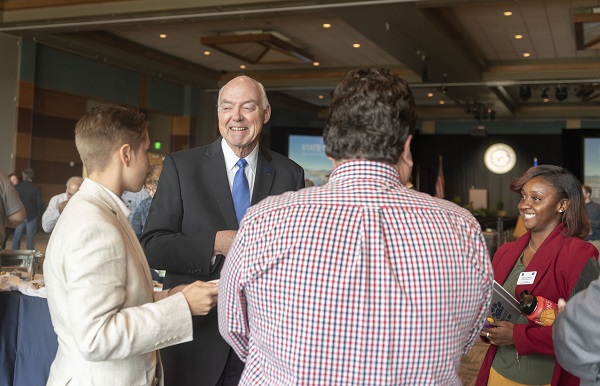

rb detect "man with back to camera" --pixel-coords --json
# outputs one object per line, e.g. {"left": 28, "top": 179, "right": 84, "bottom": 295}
{"left": 42, "top": 176, "right": 83, "bottom": 233}
{"left": 12, "top": 168, "right": 44, "bottom": 250}
{"left": 140, "top": 75, "right": 305, "bottom": 386}
{"left": 218, "top": 69, "right": 494, "bottom": 385}
{"left": 0, "top": 170, "right": 25, "bottom": 249}
{"left": 43, "top": 105, "right": 219, "bottom": 386}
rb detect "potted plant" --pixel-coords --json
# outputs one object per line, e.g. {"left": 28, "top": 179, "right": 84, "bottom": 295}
{"left": 496, "top": 199, "right": 506, "bottom": 217}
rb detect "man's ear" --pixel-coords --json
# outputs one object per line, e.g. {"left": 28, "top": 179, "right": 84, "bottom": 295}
{"left": 395, "top": 135, "right": 413, "bottom": 185}
{"left": 400, "top": 135, "right": 413, "bottom": 168}
{"left": 119, "top": 144, "right": 131, "bottom": 166}
{"left": 263, "top": 105, "right": 271, "bottom": 124}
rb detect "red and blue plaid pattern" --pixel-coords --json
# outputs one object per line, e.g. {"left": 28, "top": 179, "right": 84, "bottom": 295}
{"left": 219, "top": 160, "right": 493, "bottom": 385}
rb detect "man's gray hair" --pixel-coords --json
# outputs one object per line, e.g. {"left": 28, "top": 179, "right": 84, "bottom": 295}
{"left": 66, "top": 176, "right": 84, "bottom": 187}
{"left": 216, "top": 76, "right": 269, "bottom": 111}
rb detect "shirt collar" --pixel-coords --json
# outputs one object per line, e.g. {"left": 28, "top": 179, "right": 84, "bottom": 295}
{"left": 329, "top": 160, "right": 402, "bottom": 185}
{"left": 221, "top": 138, "right": 259, "bottom": 173}
{"left": 86, "top": 178, "right": 131, "bottom": 217}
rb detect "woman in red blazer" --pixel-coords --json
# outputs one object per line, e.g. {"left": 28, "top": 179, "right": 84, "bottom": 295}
{"left": 477, "top": 165, "right": 599, "bottom": 386}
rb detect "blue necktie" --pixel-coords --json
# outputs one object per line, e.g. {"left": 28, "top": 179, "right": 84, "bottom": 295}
{"left": 232, "top": 158, "right": 250, "bottom": 224}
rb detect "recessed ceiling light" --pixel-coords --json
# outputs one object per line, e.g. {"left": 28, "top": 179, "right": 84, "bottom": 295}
{"left": 318, "top": 95, "right": 324, "bottom": 99}
{"left": 504, "top": 11, "right": 513, "bottom": 16}
{"left": 352, "top": 43, "right": 361, "bottom": 48}
{"left": 159, "top": 34, "right": 167, "bottom": 39}
{"left": 439, "top": 100, "right": 445, "bottom": 105}
{"left": 240, "top": 64, "right": 246, "bottom": 69}
{"left": 323, "top": 23, "right": 331, "bottom": 28}
{"left": 313, "top": 61, "right": 320, "bottom": 67}
{"left": 203, "top": 51, "right": 211, "bottom": 56}
{"left": 522, "top": 52, "right": 531, "bottom": 57}
{"left": 514, "top": 34, "right": 523, "bottom": 39}
{"left": 427, "top": 92, "right": 434, "bottom": 98}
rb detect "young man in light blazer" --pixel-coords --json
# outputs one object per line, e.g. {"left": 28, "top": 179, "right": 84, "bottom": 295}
{"left": 44, "top": 105, "right": 218, "bottom": 386}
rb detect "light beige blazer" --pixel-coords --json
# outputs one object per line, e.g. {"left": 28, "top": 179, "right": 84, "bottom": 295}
{"left": 44, "top": 179, "right": 193, "bottom": 386}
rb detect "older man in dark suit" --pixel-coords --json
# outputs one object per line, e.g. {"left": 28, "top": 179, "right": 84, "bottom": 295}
{"left": 140, "top": 75, "right": 305, "bottom": 386}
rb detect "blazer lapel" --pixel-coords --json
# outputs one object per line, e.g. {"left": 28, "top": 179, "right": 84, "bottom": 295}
{"left": 205, "top": 139, "right": 239, "bottom": 230}
{"left": 84, "top": 181, "right": 154, "bottom": 293}
{"left": 253, "top": 147, "right": 275, "bottom": 204}
{"left": 115, "top": 211, "right": 155, "bottom": 293}
{"left": 515, "top": 224, "right": 566, "bottom": 297}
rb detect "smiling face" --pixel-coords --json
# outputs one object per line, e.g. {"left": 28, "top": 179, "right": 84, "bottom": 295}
{"left": 218, "top": 76, "right": 271, "bottom": 158}
{"left": 519, "top": 176, "right": 567, "bottom": 234}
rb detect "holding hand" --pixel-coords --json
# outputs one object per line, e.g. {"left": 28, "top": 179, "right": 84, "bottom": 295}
{"left": 181, "top": 281, "right": 219, "bottom": 316}
{"left": 480, "top": 318, "right": 515, "bottom": 346}
{"left": 58, "top": 199, "right": 69, "bottom": 214}
{"left": 214, "top": 230, "right": 237, "bottom": 256}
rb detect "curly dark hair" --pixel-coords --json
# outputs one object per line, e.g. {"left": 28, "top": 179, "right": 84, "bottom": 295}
{"left": 323, "top": 68, "right": 417, "bottom": 164}
{"left": 510, "top": 164, "right": 589, "bottom": 238}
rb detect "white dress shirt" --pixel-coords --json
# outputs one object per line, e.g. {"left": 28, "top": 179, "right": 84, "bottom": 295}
{"left": 221, "top": 138, "right": 258, "bottom": 202}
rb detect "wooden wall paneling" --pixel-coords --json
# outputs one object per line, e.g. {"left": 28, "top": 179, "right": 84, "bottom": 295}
{"left": 30, "top": 159, "right": 83, "bottom": 203}
{"left": 30, "top": 88, "right": 87, "bottom": 200}
{"left": 171, "top": 135, "right": 191, "bottom": 152}
{"left": 18, "top": 81, "right": 34, "bottom": 109}
{"left": 15, "top": 107, "right": 34, "bottom": 173}
{"left": 15, "top": 131, "right": 32, "bottom": 155}
{"left": 31, "top": 137, "right": 79, "bottom": 164}
{"left": 171, "top": 115, "right": 192, "bottom": 152}
{"left": 31, "top": 113, "right": 78, "bottom": 140}
{"left": 33, "top": 88, "right": 88, "bottom": 120}
{"left": 17, "top": 107, "right": 33, "bottom": 133}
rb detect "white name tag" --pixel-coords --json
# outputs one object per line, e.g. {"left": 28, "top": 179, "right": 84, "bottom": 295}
{"left": 517, "top": 271, "right": 537, "bottom": 285}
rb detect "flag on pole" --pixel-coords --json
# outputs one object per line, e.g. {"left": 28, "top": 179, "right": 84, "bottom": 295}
{"left": 434, "top": 155, "right": 445, "bottom": 199}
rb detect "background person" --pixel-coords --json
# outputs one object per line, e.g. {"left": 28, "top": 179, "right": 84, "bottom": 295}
{"left": 131, "top": 164, "right": 162, "bottom": 238}
{"left": 12, "top": 168, "right": 44, "bottom": 250}
{"left": 218, "top": 68, "right": 493, "bottom": 385}
{"left": 141, "top": 75, "right": 305, "bottom": 386}
{"left": 1, "top": 172, "right": 21, "bottom": 249}
{"left": 477, "top": 165, "right": 598, "bottom": 386}
{"left": 582, "top": 184, "right": 600, "bottom": 253}
{"left": 44, "top": 105, "right": 218, "bottom": 386}
{"left": 8, "top": 173, "right": 19, "bottom": 186}
{"left": 42, "top": 176, "right": 83, "bottom": 233}
{"left": 0, "top": 170, "right": 25, "bottom": 250}
{"left": 553, "top": 273, "right": 600, "bottom": 386}
{"left": 122, "top": 187, "right": 150, "bottom": 224}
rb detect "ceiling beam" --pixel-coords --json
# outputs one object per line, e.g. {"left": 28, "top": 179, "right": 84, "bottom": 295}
{"left": 29, "top": 32, "right": 220, "bottom": 87}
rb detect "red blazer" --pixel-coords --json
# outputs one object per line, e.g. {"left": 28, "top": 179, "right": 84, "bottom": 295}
{"left": 476, "top": 223, "right": 599, "bottom": 386}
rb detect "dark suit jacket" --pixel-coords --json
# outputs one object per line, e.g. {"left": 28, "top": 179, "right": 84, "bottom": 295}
{"left": 15, "top": 180, "right": 44, "bottom": 221}
{"left": 476, "top": 223, "right": 599, "bottom": 386}
{"left": 140, "top": 138, "right": 304, "bottom": 386}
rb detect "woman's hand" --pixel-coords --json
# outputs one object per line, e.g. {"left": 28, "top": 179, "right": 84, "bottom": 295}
{"left": 480, "top": 318, "right": 515, "bottom": 346}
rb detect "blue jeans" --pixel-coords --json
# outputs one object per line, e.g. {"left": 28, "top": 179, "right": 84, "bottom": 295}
{"left": 12, "top": 218, "right": 38, "bottom": 250}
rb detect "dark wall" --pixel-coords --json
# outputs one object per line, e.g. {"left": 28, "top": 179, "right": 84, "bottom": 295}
{"left": 411, "top": 133, "right": 564, "bottom": 217}
{"left": 270, "top": 128, "right": 568, "bottom": 218}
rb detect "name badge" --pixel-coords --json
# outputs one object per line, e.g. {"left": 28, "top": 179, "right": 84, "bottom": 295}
{"left": 517, "top": 271, "right": 537, "bottom": 285}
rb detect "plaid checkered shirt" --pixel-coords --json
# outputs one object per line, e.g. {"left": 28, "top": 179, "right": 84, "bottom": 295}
{"left": 219, "top": 160, "right": 493, "bottom": 385}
